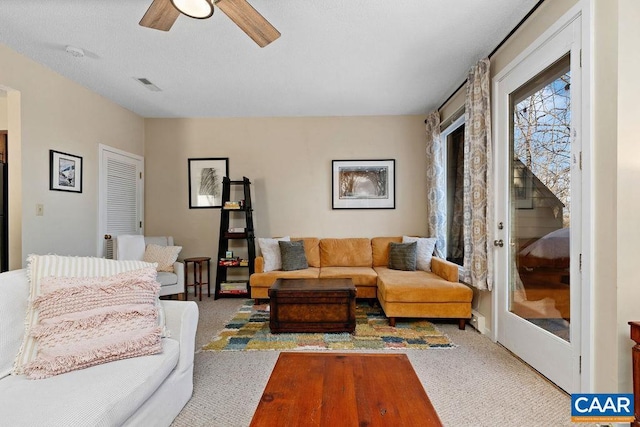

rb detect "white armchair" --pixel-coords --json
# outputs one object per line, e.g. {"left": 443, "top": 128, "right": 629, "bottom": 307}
{"left": 114, "top": 235, "right": 185, "bottom": 299}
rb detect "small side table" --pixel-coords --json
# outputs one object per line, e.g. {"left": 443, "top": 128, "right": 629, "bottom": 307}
{"left": 183, "top": 257, "right": 211, "bottom": 301}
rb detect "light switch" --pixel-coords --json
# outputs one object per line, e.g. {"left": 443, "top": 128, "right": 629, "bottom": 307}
{"left": 36, "top": 204, "right": 44, "bottom": 216}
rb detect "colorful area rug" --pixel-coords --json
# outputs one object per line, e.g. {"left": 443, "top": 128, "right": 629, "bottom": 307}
{"left": 203, "top": 300, "right": 455, "bottom": 351}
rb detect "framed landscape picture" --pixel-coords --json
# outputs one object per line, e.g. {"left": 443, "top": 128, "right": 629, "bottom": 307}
{"left": 332, "top": 159, "right": 395, "bottom": 209}
{"left": 50, "top": 150, "right": 83, "bottom": 193}
{"left": 188, "top": 157, "right": 229, "bottom": 208}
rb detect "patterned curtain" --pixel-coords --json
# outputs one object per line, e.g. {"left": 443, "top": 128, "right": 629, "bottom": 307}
{"left": 425, "top": 111, "right": 446, "bottom": 258}
{"left": 462, "top": 59, "right": 494, "bottom": 290}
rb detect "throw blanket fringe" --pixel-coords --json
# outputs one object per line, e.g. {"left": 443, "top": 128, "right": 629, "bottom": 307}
{"left": 24, "top": 328, "right": 162, "bottom": 380}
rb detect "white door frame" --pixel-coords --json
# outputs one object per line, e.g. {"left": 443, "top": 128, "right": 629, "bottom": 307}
{"left": 491, "top": 2, "right": 591, "bottom": 393}
{"left": 97, "top": 144, "right": 144, "bottom": 257}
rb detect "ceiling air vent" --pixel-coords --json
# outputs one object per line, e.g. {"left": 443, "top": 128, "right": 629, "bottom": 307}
{"left": 135, "top": 77, "right": 162, "bottom": 92}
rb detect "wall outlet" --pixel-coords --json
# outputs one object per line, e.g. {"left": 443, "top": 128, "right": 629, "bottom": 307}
{"left": 36, "top": 204, "right": 44, "bottom": 216}
{"left": 470, "top": 310, "right": 486, "bottom": 334}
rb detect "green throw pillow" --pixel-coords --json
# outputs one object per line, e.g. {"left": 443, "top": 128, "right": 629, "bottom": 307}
{"left": 279, "top": 240, "right": 309, "bottom": 271}
{"left": 388, "top": 241, "right": 417, "bottom": 271}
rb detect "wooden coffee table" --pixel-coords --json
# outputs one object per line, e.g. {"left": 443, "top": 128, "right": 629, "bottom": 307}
{"left": 268, "top": 278, "right": 356, "bottom": 333}
{"left": 249, "top": 352, "right": 443, "bottom": 427}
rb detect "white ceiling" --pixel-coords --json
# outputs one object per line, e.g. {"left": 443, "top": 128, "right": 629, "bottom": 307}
{"left": 0, "top": 0, "right": 538, "bottom": 118}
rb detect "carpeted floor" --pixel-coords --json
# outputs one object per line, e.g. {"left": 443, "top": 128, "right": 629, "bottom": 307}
{"left": 171, "top": 294, "right": 595, "bottom": 427}
{"left": 203, "top": 300, "right": 454, "bottom": 351}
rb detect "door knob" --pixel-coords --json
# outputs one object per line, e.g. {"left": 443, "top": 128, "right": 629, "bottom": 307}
{"left": 493, "top": 239, "right": 504, "bottom": 247}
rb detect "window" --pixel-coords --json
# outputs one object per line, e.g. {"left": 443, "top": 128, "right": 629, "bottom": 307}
{"left": 441, "top": 114, "right": 465, "bottom": 266}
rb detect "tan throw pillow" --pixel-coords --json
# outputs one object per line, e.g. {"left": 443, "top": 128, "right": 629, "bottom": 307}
{"left": 143, "top": 244, "right": 182, "bottom": 272}
{"left": 23, "top": 267, "right": 162, "bottom": 379}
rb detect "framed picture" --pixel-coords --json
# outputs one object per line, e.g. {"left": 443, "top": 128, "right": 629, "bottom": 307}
{"left": 50, "top": 150, "right": 83, "bottom": 193}
{"left": 188, "top": 157, "right": 229, "bottom": 208}
{"left": 332, "top": 159, "right": 395, "bottom": 209}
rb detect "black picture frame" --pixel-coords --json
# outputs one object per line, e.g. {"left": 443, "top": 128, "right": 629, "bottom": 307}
{"left": 332, "top": 159, "right": 396, "bottom": 209}
{"left": 50, "top": 150, "right": 83, "bottom": 193}
{"left": 188, "top": 157, "right": 229, "bottom": 208}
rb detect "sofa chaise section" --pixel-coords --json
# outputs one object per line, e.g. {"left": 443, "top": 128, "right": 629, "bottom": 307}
{"left": 371, "top": 237, "right": 472, "bottom": 328}
{"left": 375, "top": 264, "right": 472, "bottom": 328}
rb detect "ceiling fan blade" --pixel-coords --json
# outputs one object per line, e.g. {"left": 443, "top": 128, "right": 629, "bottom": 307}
{"left": 139, "top": 0, "right": 181, "bottom": 31}
{"left": 215, "top": 0, "right": 281, "bottom": 47}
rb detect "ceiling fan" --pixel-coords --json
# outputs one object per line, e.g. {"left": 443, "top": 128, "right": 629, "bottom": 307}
{"left": 139, "top": 0, "right": 280, "bottom": 48}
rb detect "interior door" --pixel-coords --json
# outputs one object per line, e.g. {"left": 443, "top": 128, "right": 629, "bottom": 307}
{"left": 98, "top": 145, "right": 144, "bottom": 257}
{"left": 494, "top": 16, "right": 581, "bottom": 393}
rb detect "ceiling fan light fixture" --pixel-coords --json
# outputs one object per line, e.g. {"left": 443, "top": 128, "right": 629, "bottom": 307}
{"left": 170, "top": 0, "right": 214, "bottom": 19}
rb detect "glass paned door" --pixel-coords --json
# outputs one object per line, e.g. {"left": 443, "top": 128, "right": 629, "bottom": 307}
{"left": 495, "top": 14, "right": 581, "bottom": 393}
{"left": 509, "top": 54, "right": 571, "bottom": 342}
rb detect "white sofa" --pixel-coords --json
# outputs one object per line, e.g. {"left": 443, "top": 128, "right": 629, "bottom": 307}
{"left": 0, "top": 268, "right": 199, "bottom": 426}
{"left": 115, "top": 235, "right": 185, "bottom": 298}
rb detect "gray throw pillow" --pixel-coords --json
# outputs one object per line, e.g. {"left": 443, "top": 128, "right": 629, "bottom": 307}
{"left": 388, "top": 241, "right": 417, "bottom": 271}
{"left": 279, "top": 240, "right": 309, "bottom": 271}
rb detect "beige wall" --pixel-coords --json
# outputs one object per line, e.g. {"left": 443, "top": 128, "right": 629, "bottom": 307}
{"left": 615, "top": 0, "right": 640, "bottom": 393}
{"left": 144, "top": 116, "right": 429, "bottom": 272}
{"left": 592, "top": 0, "right": 619, "bottom": 393}
{"left": 0, "top": 43, "right": 145, "bottom": 265}
{"left": 587, "top": 0, "right": 640, "bottom": 395}
{"left": 439, "top": 90, "right": 465, "bottom": 127}
{"left": 0, "top": 94, "right": 7, "bottom": 129}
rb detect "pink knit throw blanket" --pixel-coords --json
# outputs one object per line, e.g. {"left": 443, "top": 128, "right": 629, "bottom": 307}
{"left": 23, "top": 267, "right": 162, "bottom": 379}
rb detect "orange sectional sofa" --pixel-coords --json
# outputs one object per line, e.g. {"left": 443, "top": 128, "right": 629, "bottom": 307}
{"left": 249, "top": 237, "right": 473, "bottom": 329}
